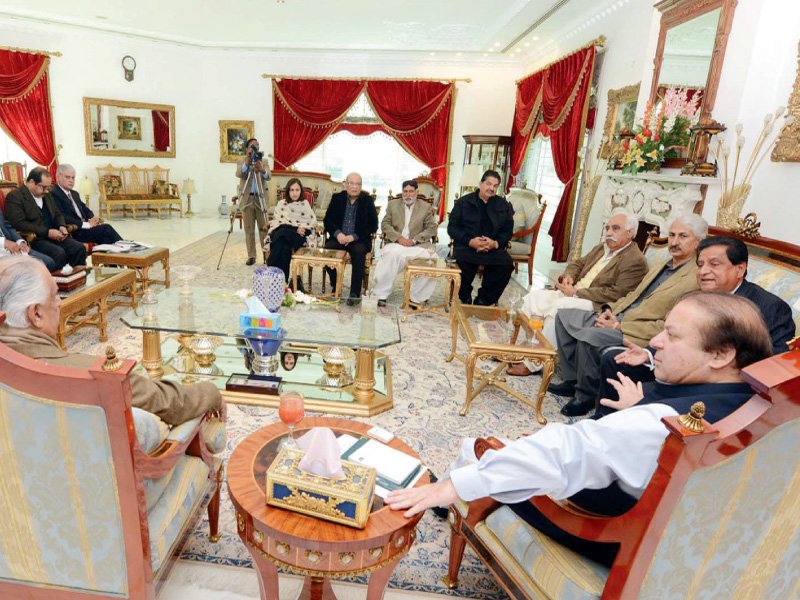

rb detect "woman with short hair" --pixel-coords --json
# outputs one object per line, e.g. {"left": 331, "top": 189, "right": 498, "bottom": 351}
{"left": 265, "top": 177, "right": 317, "bottom": 289}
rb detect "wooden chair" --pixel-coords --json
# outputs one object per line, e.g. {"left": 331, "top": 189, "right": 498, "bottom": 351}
{"left": 0, "top": 316, "right": 225, "bottom": 600}
{"left": 1, "top": 160, "right": 26, "bottom": 185}
{"left": 507, "top": 188, "right": 546, "bottom": 286}
{"left": 278, "top": 185, "right": 319, "bottom": 209}
{"left": 445, "top": 344, "right": 800, "bottom": 599}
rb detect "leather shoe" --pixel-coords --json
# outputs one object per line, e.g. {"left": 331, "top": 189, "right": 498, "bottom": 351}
{"left": 345, "top": 297, "right": 358, "bottom": 306}
{"left": 377, "top": 299, "right": 387, "bottom": 307}
{"left": 547, "top": 379, "right": 576, "bottom": 396}
{"left": 506, "top": 363, "right": 532, "bottom": 377}
{"left": 245, "top": 257, "right": 255, "bottom": 266}
{"left": 560, "top": 396, "right": 595, "bottom": 417}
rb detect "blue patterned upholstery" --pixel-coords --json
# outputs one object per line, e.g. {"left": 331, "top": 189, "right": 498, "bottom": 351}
{"left": 132, "top": 406, "right": 169, "bottom": 453}
{"left": 200, "top": 417, "right": 227, "bottom": 454}
{"left": 746, "top": 258, "right": 800, "bottom": 331}
{"left": 167, "top": 415, "right": 203, "bottom": 444}
{"left": 0, "top": 385, "right": 128, "bottom": 596}
{"left": 478, "top": 506, "right": 608, "bottom": 600}
{"left": 639, "top": 417, "right": 800, "bottom": 598}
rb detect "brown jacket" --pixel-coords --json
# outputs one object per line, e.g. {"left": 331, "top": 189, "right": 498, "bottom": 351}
{"left": 611, "top": 258, "right": 700, "bottom": 347}
{"left": 562, "top": 242, "right": 648, "bottom": 309}
{"left": 0, "top": 326, "right": 222, "bottom": 426}
{"left": 381, "top": 198, "right": 438, "bottom": 249}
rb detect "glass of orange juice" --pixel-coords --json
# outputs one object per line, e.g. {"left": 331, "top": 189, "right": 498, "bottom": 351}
{"left": 278, "top": 391, "right": 305, "bottom": 449}
{"left": 527, "top": 315, "right": 544, "bottom": 345}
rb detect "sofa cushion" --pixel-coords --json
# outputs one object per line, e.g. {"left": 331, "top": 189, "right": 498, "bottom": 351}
{"left": 477, "top": 505, "right": 608, "bottom": 600}
{"left": 132, "top": 407, "right": 169, "bottom": 453}
{"left": 146, "top": 454, "right": 213, "bottom": 573}
{"left": 100, "top": 174, "right": 123, "bottom": 195}
{"left": 151, "top": 179, "right": 169, "bottom": 195}
{"left": 507, "top": 188, "right": 541, "bottom": 248}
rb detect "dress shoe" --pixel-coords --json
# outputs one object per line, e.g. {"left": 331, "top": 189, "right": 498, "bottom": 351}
{"left": 377, "top": 299, "right": 387, "bottom": 307}
{"left": 245, "top": 257, "right": 255, "bottom": 266}
{"left": 345, "top": 297, "right": 358, "bottom": 307}
{"left": 507, "top": 363, "right": 533, "bottom": 377}
{"left": 547, "top": 379, "right": 576, "bottom": 396}
{"left": 560, "top": 396, "right": 595, "bottom": 417}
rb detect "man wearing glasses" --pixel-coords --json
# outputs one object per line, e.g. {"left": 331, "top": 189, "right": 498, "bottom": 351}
{"left": 4, "top": 167, "right": 86, "bottom": 271}
{"left": 323, "top": 172, "right": 378, "bottom": 301}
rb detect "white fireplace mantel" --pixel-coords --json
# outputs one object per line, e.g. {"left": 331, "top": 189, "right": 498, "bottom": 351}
{"left": 602, "top": 169, "right": 718, "bottom": 186}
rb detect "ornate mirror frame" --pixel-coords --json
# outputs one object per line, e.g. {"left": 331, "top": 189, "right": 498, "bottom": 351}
{"left": 649, "top": 0, "right": 738, "bottom": 120}
{"left": 772, "top": 41, "right": 800, "bottom": 163}
{"left": 83, "top": 97, "right": 176, "bottom": 158}
{"left": 599, "top": 83, "right": 640, "bottom": 159}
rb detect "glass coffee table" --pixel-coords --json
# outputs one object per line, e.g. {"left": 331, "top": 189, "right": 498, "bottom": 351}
{"left": 120, "top": 287, "right": 401, "bottom": 416}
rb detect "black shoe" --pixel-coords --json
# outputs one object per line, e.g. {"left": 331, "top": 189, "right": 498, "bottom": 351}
{"left": 245, "top": 257, "right": 255, "bottom": 266}
{"left": 474, "top": 297, "right": 493, "bottom": 306}
{"left": 560, "top": 396, "right": 595, "bottom": 417}
{"left": 377, "top": 299, "right": 387, "bottom": 307}
{"left": 346, "top": 297, "right": 358, "bottom": 306}
{"left": 431, "top": 506, "right": 449, "bottom": 520}
{"left": 548, "top": 379, "right": 576, "bottom": 396}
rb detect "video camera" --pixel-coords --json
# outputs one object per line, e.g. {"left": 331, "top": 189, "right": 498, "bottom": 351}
{"left": 247, "top": 143, "right": 264, "bottom": 164}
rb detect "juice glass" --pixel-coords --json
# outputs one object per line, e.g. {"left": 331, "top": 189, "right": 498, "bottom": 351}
{"left": 278, "top": 391, "right": 305, "bottom": 449}
{"left": 527, "top": 315, "right": 544, "bottom": 346}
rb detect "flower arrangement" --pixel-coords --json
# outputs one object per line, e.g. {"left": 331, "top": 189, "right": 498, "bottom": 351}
{"left": 617, "top": 87, "right": 701, "bottom": 174}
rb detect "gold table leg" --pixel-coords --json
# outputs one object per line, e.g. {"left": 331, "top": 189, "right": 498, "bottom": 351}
{"left": 459, "top": 352, "right": 479, "bottom": 416}
{"left": 535, "top": 357, "right": 557, "bottom": 425}
{"left": 446, "top": 307, "right": 459, "bottom": 362}
{"left": 353, "top": 347, "right": 376, "bottom": 403}
{"left": 141, "top": 329, "right": 164, "bottom": 379}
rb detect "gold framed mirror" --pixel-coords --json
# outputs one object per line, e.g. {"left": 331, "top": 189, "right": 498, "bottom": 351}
{"left": 83, "top": 97, "right": 175, "bottom": 158}
{"left": 599, "top": 83, "right": 640, "bottom": 160}
{"left": 650, "top": 0, "right": 737, "bottom": 120}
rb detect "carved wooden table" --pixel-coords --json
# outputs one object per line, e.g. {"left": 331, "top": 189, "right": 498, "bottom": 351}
{"left": 58, "top": 267, "right": 137, "bottom": 349}
{"left": 91, "top": 246, "right": 170, "bottom": 292}
{"left": 447, "top": 303, "right": 556, "bottom": 423}
{"left": 401, "top": 257, "right": 461, "bottom": 322}
{"left": 227, "top": 416, "right": 428, "bottom": 600}
{"left": 290, "top": 248, "right": 347, "bottom": 298}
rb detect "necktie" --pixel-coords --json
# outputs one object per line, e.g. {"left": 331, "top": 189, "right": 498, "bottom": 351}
{"left": 68, "top": 190, "right": 82, "bottom": 220}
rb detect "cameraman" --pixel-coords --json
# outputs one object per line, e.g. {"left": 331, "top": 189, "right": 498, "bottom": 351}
{"left": 236, "top": 138, "right": 271, "bottom": 265}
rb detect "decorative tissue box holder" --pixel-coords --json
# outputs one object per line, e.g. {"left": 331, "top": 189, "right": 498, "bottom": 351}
{"left": 240, "top": 312, "right": 282, "bottom": 331}
{"left": 266, "top": 447, "right": 376, "bottom": 529}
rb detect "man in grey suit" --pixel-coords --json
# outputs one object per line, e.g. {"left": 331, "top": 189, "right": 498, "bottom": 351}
{"left": 372, "top": 180, "right": 439, "bottom": 306}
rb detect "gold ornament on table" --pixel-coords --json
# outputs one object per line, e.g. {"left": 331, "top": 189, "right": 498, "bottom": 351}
{"left": 710, "top": 107, "right": 796, "bottom": 229}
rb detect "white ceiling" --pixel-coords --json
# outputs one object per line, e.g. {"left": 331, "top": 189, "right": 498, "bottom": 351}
{"left": 0, "top": 0, "right": 614, "bottom": 60}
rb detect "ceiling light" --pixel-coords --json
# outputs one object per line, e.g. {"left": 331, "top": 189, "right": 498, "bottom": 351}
{"left": 524, "top": 42, "right": 530, "bottom": 47}
{"left": 429, "top": 52, "right": 436, "bottom": 56}
{"left": 457, "top": 52, "right": 463, "bottom": 56}
{"left": 532, "top": 36, "right": 539, "bottom": 41}
{"left": 494, "top": 42, "right": 501, "bottom": 47}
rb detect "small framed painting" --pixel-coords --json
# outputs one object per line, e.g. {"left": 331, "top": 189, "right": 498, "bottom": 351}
{"left": 219, "top": 120, "right": 254, "bottom": 163}
{"left": 117, "top": 115, "right": 142, "bottom": 140}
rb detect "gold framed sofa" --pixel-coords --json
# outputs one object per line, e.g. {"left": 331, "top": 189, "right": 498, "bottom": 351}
{"left": 97, "top": 164, "right": 183, "bottom": 220}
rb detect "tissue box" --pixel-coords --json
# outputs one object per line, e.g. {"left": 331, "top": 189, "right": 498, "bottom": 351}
{"left": 266, "top": 447, "right": 376, "bottom": 529}
{"left": 239, "top": 312, "right": 282, "bottom": 331}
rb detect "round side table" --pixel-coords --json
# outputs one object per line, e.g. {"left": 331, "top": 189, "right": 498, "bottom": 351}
{"left": 227, "top": 416, "right": 429, "bottom": 600}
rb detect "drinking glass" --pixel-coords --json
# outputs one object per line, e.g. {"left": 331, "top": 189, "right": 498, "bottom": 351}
{"left": 527, "top": 314, "right": 544, "bottom": 346}
{"left": 426, "top": 248, "right": 437, "bottom": 265}
{"left": 278, "top": 391, "right": 305, "bottom": 449}
{"left": 506, "top": 290, "right": 522, "bottom": 325}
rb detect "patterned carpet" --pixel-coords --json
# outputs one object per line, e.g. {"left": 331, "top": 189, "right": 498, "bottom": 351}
{"left": 72, "top": 231, "right": 573, "bottom": 599}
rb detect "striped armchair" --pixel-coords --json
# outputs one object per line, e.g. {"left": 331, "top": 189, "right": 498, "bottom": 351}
{"left": 0, "top": 319, "right": 225, "bottom": 600}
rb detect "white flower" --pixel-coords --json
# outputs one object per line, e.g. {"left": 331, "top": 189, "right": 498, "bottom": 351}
{"left": 737, "top": 135, "right": 746, "bottom": 148}
{"left": 235, "top": 288, "right": 252, "bottom": 300}
{"left": 764, "top": 113, "right": 774, "bottom": 125}
{"left": 735, "top": 123, "right": 743, "bottom": 135}
{"left": 775, "top": 106, "right": 786, "bottom": 118}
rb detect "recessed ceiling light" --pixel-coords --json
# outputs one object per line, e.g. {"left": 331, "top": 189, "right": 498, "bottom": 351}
{"left": 493, "top": 42, "right": 501, "bottom": 47}
{"left": 483, "top": 53, "right": 488, "bottom": 57}
{"left": 456, "top": 52, "right": 463, "bottom": 56}
{"left": 532, "top": 36, "right": 539, "bottom": 41}
{"left": 96, "top": 15, "right": 108, "bottom": 20}
{"left": 524, "top": 42, "right": 530, "bottom": 47}
{"left": 429, "top": 52, "right": 436, "bottom": 56}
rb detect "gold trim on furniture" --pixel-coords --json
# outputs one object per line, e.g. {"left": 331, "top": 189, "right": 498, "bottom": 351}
{"left": 219, "top": 120, "right": 255, "bottom": 163}
{"left": 83, "top": 97, "right": 176, "bottom": 158}
{"left": 599, "top": 83, "right": 640, "bottom": 160}
{"left": 772, "top": 40, "right": 800, "bottom": 163}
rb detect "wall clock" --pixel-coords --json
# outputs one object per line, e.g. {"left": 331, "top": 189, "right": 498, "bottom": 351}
{"left": 122, "top": 55, "right": 136, "bottom": 82}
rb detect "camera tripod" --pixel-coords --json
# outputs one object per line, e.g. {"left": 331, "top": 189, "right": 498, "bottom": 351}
{"left": 216, "top": 155, "right": 270, "bottom": 270}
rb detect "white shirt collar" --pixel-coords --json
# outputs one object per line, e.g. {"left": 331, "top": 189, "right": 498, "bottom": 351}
{"left": 603, "top": 241, "right": 632, "bottom": 260}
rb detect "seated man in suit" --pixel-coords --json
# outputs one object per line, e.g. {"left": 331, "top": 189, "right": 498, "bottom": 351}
{"left": 595, "top": 235, "right": 796, "bottom": 418}
{"left": 4, "top": 167, "right": 86, "bottom": 271}
{"left": 372, "top": 179, "right": 439, "bottom": 307}
{"left": 387, "top": 292, "right": 772, "bottom": 566}
{"left": 0, "top": 255, "right": 224, "bottom": 426}
{"left": 51, "top": 164, "right": 122, "bottom": 245}
{"left": 447, "top": 170, "right": 515, "bottom": 306}
{"left": 508, "top": 210, "right": 648, "bottom": 376}
{"left": 551, "top": 213, "right": 707, "bottom": 416}
{"left": 0, "top": 209, "right": 56, "bottom": 271}
{"left": 323, "top": 172, "right": 378, "bottom": 301}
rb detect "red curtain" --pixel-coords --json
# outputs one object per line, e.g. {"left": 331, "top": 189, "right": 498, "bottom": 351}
{"left": 508, "top": 72, "right": 545, "bottom": 191}
{"left": 151, "top": 110, "right": 170, "bottom": 152}
{"left": 366, "top": 81, "right": 454, "bottom": 221}
{"left": 0, "top": 50, "right": 58, "bottom": 171}
{"left": 544, "top": 46, "right": 595, "bottom": 262}
{"left": 272, "top": 79, "right": 364, "bottom": 168}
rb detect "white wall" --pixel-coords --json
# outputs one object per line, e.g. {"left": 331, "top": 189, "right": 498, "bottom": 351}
{"left": 0, "top": 16, "right": 520, "bottom": 215}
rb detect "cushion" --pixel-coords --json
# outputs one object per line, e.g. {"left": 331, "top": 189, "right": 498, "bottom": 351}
{"left": 478, "top": 505, "right": 608, "bottom": 600}
{"left": 507, "top": 188, "right": 542, "bottom": 247}
{"left": 100, "top": 174, "right": 123, "bottom": 196}
{"left": 200, "top": 417, "right": 227, "bottom": 454}
{"left": 151, "top": 179, "right": 169, "bottom": 195}
{"left": 132, "top": 407, "right": 169, "bottom": 453}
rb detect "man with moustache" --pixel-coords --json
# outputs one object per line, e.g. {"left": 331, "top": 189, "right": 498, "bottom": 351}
{"left": 595, "top": 236, "right": 795, "bottom": 418}
{"left": 372, "top": 179, "right": 439, "bottom": 307}
{"left": 549, "top": 213, "right": 707, "bottom": 416}
{"left": 508, "top": 210, "right": 647, "bottom": 376}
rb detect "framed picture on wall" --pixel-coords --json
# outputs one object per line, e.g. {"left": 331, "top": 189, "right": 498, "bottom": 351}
{"left": 219, "top": 120, "right": 254, "bottom": 163}
{"left": 117, "top": 115, "right": 142, "bottom": 140}
{"left": 599, "top": 83, "right": 640, "bottom": 160}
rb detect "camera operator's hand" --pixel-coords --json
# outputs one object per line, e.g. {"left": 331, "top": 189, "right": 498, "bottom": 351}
{"left": 254, "top": 160, "right": 266, "bottom": 173}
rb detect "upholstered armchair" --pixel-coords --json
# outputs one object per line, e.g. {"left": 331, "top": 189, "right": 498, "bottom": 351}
{"left": 507, "top": 187, "right": 545, "bottom": 286}
{"left": 0, "top": 325, "right": 225, "bottom": 600}
{"left": 445, "top": 344, "right": 800, "bottom": 599}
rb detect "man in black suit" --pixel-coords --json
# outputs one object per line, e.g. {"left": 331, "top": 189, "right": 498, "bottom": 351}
{"left": 595, "top": 236, "right": 795, "bottom": 417}
{"left": 4, "top": 167, "right": 86, "bottom": 271}
{"left": 447, "top": 169, "right": 515, "bottom": 305}
{"left": 323, "top": 172, "right": 378, "bottom": 301}
{"left": 51, "top": 164, "right": 122, "bottom": 245}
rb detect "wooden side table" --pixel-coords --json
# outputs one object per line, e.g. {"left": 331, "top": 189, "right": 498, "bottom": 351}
{"left": 401, "top": 258, "right": 461, "bottom": 322}
{"left": 227, "top": 416, "right": 428, "bottom": 600}
{"left": 58, "top": 268, "right": 137, "bottom": 349}
{"left": 290, "top": 248, "right": 347, "bottom": 298}
{"left": 91, "top": 247, "right": 170, "bottom": 292}
{"left": 447, "top": 304, "right": 557, "bottom": 424}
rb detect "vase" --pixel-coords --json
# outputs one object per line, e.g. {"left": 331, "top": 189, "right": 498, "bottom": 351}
{"left": 218, "top": 195, "right": 229, "bottom": 216}
{"left": 716, "top": 184, "right": 751, "bottom": 230}
{"left": 253, "top": 266, "right": 286, "bottom": 312}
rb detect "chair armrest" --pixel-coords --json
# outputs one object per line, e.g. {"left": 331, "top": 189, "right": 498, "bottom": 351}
{"left": 474, "top": 436, "right": 505, "bottom": 458}
{"left": 17, "top": 231, "right": 36, "bottom": 244}
{"left": 512, "top": 224, "right": 539, "bottom": 239}
{"left": 133, "top": 413, "right": 211, "bottom": 478}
